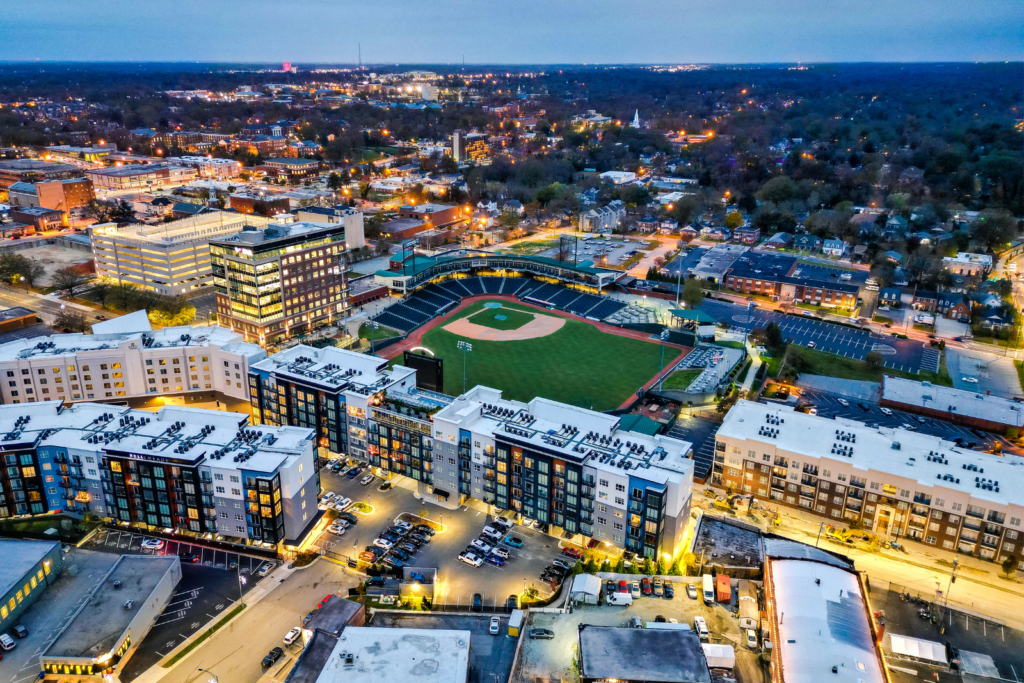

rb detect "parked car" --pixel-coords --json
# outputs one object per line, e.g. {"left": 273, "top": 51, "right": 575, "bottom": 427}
{"left": 257, "top": 563, "right": 274, "bottom": 577}
{"left": 179, "top": 553, "right": 200, "bottom": 563}
{"left": 664, "top": 580, "right": 675, "bottom": 599}
{"left": 503, "top": 536, "right": 524, "bottom": 548}
{"left": 141, "top": 538, "right": 164, "bottom": 550}
{"left": 283, "top": 627, "right": 301, "bottom": 645}
{"left": 414, "top": 525, "right": 435, "bottom": 536}
{"left": 630, "top": 581, "right": 641, "bottom": 598}
{"left": 618, "top": 580, "right": 628, "bottom": 593}
{"left": 381, "top": 532, "right": 402, "bottom": 543}
{"left": 10, "top": 625, "right": 28, "bottom": 639}
{"left": 407, "top": 533, "right": 430, "bottom": 545}
{"left": 458, "top": 552, "right": 483, "bottom": 567}
{"left": 358, "top": 551, "right": 377, "bottom": 562}
{"left": 653, "top": 577, "right": 664, "bottom": 596}
{"left": 630, "top": 616, "right": 643, "bottom": 628}
{"left": 746, "top": 629, "right": 759, "bottom": 649}
{"left": 880, "top": 407, "right": 893, "bottom": 416}
{"left": 397, "top": 543, "right": 418, "bottom": 554}
{"left": 470, "top": 539, "right": 493, "bottom": 554}
{"left": 962, "top": 377, "right": 979, "bottom": 384}
{"left": 493, "top": 517, "right": 515, "bottom": 530}
{"left": 373, "top": 538, "right": 394, "bottom": 550}
{"left": 346, "top": 467, "right": 362, "bottom": 478}
{"left": 386, "top": 525, "right": 408, "bottom": 536}
{"left": 0, "top": 634, "right": 15, "bottom": 651}
{"left": 320, "top": 491, "right": 336, "bottom": 502}
{"left": 360, "top": 474, "right": 374, "bottom": 485}
{"left": 327, "top": 524, "right": 347, "bottom": 535}
{"left": 491, "top": 547, "right": 510, "bottom": 560}
{"left": 337, "top": 511, "right": 358, "bottom": 524}
{"left": 561, "top": 547, "right": 583, "bottom": 559}
{"left": 262, "top": 647, "right": 284, "bottom": 667}
{"left": 489, "top": 616, "right": 501, "bottom": 635}
{"left": 837, "top": 398, "right": 849, "bottom": 407}
{"left": 379, "top": 556, "right": 404, "bottom": 569}
{"left": 641, "top": 577, "right": 652, "bottom": 596}
{"left": 686, "top": 583, "right": 698, "bottom": 600}
{"left": 394, "top": 521, "right": 413, "bottom": 532}
{"left": 529, "top": 629, "right": 555, "bottom": 640}
{"left": 693, "top": 616, "right": 710, "bottom": 640}
{"left": 482, "top": 525, "right": 503, "bottom": 539}
{"left": 486, "top": 554, "right": 505, "bottom": 567}
{"left": 472, "top": 594, "right": 483, "bottom": 612}
{"left": 390, "top": 549, "right": 411, "bottom": 562}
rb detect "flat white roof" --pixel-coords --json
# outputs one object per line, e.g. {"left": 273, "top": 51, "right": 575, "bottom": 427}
{"left": 251, "top": 345, "right": 412, "bottom": 396}
{"left": 316, "top": 627, "right": 469, "bottom": 683}
{"left": 881, "top": 375, "right": 1024, "bottom": 427}
{"left": 92, "top": 211, "right": 275, "bottom": 245}
{"left": 718, "top": 400, "right": 1024, "bottom": 508}
{"left": 0, "top": 322, "right": 263, "bottom": 364}
{"left": 434, "top": 386, "right": 693, "bottom": 483}
{"left": 886, "top": 633, "right": 947, "bottom": 665}
{"left": 769, "top": 559, "right": 885, "bottom": 683}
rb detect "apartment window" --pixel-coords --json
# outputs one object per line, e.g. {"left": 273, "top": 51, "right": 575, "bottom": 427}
{"left": 946, "top": 526, "right": 958, "bottom": 536}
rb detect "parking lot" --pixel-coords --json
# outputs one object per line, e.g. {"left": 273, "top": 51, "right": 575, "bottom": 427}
{"left": 699, "top": 299, "right": 925, "bottom": 373}
{"left": 871, "top": 584, "right": 1024, "bottom": 683}
{"left": 314, "top": 463, "right": 580, "bottom": 606}
{"left": 370, "top": 613, "right": 518, "bottom": 683}
{"left": 520, "top": 581, "right": 764, "bottom": 683}
{"left": 795, "top": 389, "right": 1012, "bottom": 451}
{"left": 81, "top": 530, "right": 276, "bottom": 682}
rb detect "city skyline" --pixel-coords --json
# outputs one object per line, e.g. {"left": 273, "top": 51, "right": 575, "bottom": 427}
{"left": 1, "top": 0, "right": 1022, "bottom": 64}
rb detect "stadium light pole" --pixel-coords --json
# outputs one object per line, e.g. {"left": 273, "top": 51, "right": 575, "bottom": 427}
{"left": 368, "top": 321, "right": 380, "bottom": 353}
{"left": 657, "top": 329, "right": 670, "bottom": 390}
{"left": 457, "top": 341, "right": 472, "bottom": 394}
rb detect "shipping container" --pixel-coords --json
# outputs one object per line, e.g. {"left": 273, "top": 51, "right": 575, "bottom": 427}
{"left": 716, "top": 574, "right": 732, "bottom": 603}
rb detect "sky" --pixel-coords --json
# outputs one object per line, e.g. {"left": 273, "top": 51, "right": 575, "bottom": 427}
{"left": 1, "top": 0, "right": 1022, "bottom": 64}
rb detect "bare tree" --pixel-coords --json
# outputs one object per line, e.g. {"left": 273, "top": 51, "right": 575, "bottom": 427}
{"left": 53, "top": 309, "right": 89, "bottom": 333}
{"left": 52, "top": 267, "right": 88, "bottom": 297}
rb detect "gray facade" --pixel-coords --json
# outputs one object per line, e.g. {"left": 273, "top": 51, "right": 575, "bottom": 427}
{"left": 0, "top": 539, "right": 64, "bottom": 633}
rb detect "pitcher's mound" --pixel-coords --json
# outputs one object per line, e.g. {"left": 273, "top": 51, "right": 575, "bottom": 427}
{"left": 444, "top": 309, "right": 565, "bottom": 341}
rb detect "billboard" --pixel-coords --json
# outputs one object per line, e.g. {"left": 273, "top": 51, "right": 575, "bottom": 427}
{"left": 403, "top": 350, "right": 444, "bottom": 394}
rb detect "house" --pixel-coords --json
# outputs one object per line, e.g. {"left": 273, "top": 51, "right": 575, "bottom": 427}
{"left": 882, "top": 250, "right": 903, "bottom": 264}
{"left": 732, "top": 227, "right": 760, "bottom": 244}
{"left": 977, "top": 306, "right": 1012, "bottom": 330}
{"left": 878, "top": 287, "right": 902, "bottom": 307}
{"left": 659, "top": 218, "right": 678, "bottom": 234}
{"left": 680, "top": 225, "right": 699, "bottom": 241}
{"left": 886, "top": 215, "right": 909, "bottom": 232}
{"left": 852, "top": 244, "right": 869, "bottom": 261}
{"left": 850, "top": 212, "right": 880, "bottom": 236}
{"left": 700, "top": 226, "right": 731, "bottom": 241}
{"left": 821, "top": 238, "right": 847, "bottom": 257}
{"left": 792, "top": 234, "right": 821, "bottom": 251}
{"left": 911, "top": 290, "right": 938, "bottom": 312}
{"left": 762, "top": 232, "right": 793, "bottom": 250}
{"left": 636, "top": 216, "right": 658, "bottom": 234}
{"left": 579, "top": 200, "right": 627, "bottom": 233}
{"left": 943, "top": 252, "right": 993, "bottom": 277}
{"left": 599, "top": 171, "right": 637, "bottom": 185}
{"left": 937, "top": 292, "right": 971, "bottom": 321}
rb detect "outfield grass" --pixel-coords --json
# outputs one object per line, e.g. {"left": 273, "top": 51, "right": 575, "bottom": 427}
{"left": 468, "top": 307, "right": 534, "bottom": 331}
{"left": 661, "top": 368, "right": 702, "bottom": 390}
{"left": 408, "top": 299, "right": 667, "bottom": 410}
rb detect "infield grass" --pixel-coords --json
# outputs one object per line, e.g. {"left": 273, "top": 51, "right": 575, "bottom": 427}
{"left": 409, "top": 299, "right": 671, "bottom": 410}
{"left": 468, "top": 307, "right": 534, "bottom": 331}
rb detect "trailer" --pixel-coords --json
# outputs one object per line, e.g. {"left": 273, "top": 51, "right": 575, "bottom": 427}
{"left": 702, "top": 643, "right": 736, "bottom": 671}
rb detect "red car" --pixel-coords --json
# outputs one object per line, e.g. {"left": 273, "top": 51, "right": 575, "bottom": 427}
{"left": 179, "top": 553, "right": 200, "bottom": 563}
{"left": 561, "top": 547, "right": 583, "bottom": 559}
{"left": 618, "top": 580, "right": 628, "bottom": 593}
{"left": 358, "top": 551, "right": 377, "bottom": 562}
{"left": 641, "top": 577, "right": 652, "bottom": 596}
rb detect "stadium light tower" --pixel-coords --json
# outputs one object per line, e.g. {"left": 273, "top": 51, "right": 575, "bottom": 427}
{"left": 368, "top": 321, "right": 380, "bottom": 353}
{"left": 657, "top": 328, "right": 671, "bottom": 390}
{"left": 457, "top": 341, "right": 473, "bottom": 394}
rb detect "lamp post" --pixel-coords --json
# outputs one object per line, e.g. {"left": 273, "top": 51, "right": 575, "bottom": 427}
{"left": 814, "top": 522, "right": 825, "bottom": 547}
{"left": 657, "top": 329, "right": 670, "bottom": 391}
{"left": 197, "top": 669, "right": 219, "bottom": 683}
{"left": 457, "top": 341, "right": 472, "bottom": 394}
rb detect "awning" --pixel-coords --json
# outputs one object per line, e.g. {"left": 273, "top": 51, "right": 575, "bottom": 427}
{"left": 432, "top": 488, "right": 450, "bottom": 500}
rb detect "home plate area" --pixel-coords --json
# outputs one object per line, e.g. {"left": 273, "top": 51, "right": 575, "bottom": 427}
{"left": 442, "top": 304, "right": 565, "bottom": 341}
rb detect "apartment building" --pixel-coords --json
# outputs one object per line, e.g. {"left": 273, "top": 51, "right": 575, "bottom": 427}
{"left": 0, "top": 400, "right": 318, "bottom": 545}
{"left": 7, "top": 178, "right": 95, "bottom": 211}
{"left": 0, "top": 159, "right": 81, "bottom": 190}
{"left": 91, "top": 211, "right": 277, "bottom": 296}
{"left": 166, "top": 156, "right": 244, "bottom": 179}
{"left": 0, "top": 315, "right": 263, "bottom": 404}
{"left": 716, "top": 400, "right": 1024, "bottom": 569}
{"left": 210, "top": 219, "right": 364, "bottom": 344}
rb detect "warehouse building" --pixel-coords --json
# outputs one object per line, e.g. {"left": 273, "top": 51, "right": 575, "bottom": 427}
{"left": 716, "top": 400, "right": 1024, "bottom": 568}
{"left": 880, "top": 375, "right": 1024, "bottom": 433}
{"left": 578, "top": 625, "right": 712, "bottom": 683}
{"left": 312, "top": 626, "right": 470, "bottom": 683}
{"left": 40, "top": 555, "right": 180, "bottom": 680}
{"left": 0, "top": 539, "right": 64, "bottom": 633}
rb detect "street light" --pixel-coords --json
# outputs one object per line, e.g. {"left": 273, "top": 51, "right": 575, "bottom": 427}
{"left": 457, "top": 341, "right": 472, "bottom": 394}
{"left": 197, "top": 668, "right": 220, "bottom": 683}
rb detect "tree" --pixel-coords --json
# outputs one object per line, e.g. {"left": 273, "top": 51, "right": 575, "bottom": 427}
{"left": 0, "top": 253, "right": 44, "bottom": 287}
{"left": 657, "top": 556, "right": 670, "bottom": 575}
{"left": 765, "top": 322, "right": 786, "bottom": 352}
{"left": 325, "top": 172, "right": 343, "bottom": 192}
{"left": 497, "top": 209, "right": 521, "bottom": 230}
{"left": 522, "top": 585, "right": 539, "bottom": 604}
{"left": 52, "top": 267, "right": 88, "bottom": 297}
{"left": 1001, "top": 554, "right": 1017, "bottom": 577}
{"left": 865, "top": 351, "right": 884, "bottom": 368}
{"left": 725, "top": 211, "right": 745, "bottom": 230}
{"left": 53, "top": 309, "right": 89, "bottom": 333}
{"left": 681, "top": 278, "right": 704, "bottom": 309}
{"left": 107, "top": 282, "right": 141, "bottom": 311}
{"left": 972, "top": 209, "right": 1018, "bottom": 250}
{"left": 90, "top": 280, "right": 111, "bottom": 309}
{"left": 641, "top": 556, "right": 655, "bottom": 575}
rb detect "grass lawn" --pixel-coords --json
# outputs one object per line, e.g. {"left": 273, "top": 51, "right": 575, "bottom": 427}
{"left": 912, "top": 323, "right": 934, "bottom": 333}
{"left": 468, "top": 307, "right": 534, "bottom": 331}
{"left": 1016, "top": 360, "right": 1024, "bottom": 394}
{"left": 714, "top": 340, "right": 745, "bottom": 350}
{"left": 406, "top": 299, "right": 668, "bottom": 410}
{"left": 359, "top": 322, "right": 402, "bottom": 340}
{"left": 661, "top": 368, "right": 702, "bottom": 390}
{"left": 873, "top": 315, "right": 894, "bottom": 324}
{"left": 505, "top": 240, "right": 558, "bottom": 256}
{"left": 785, "top": 345, "right": 952, "bottom": 386}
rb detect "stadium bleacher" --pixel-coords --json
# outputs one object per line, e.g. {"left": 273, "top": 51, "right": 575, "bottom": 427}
{"left": 481, "top": 276, "right": 504, "bottom": 294}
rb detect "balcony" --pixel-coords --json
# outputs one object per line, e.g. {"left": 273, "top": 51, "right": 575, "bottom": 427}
{"left": 770, "top": 477, "right": 786, "bottom": 490}
{"left": 801, "top": 475, "right": 816, "bottom": 487}
{"left": 583, "top": 475, "right": 596, "bottom": 487}
{"left": 913, "top": 493, "right": 931, "bottom": 506}
{"left": 582, "top": 485, "right": 595, "bottom": 499}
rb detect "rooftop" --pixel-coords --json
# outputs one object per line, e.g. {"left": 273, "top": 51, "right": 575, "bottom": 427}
{"left": 0, "top": 306, "right": 36, "bottom": 321}
{"left": 434, "top": 386, "right": 693, "bottom": 484}
{"left": 91, "top": 210, "right": 275, "bottom": 245}
{"left": 768, "top": 559, "right": 885, "bottom": 683}
{"left": 692, "top": 516, "right": 763, "bottom": 568}
{"left": 578, "top": 625, "right": 712, "bottom": 683}
{"left": 401, "top": 203, "right": 456, "bottom": 214}
{"left": 44, "top": 555, "right": 178, "bottom": 659}
{"left": 315, "top": 626, "right": 470, "bottom": 683}
{"left": 0, "top": 539, "right": 60, "bottom": 600}
{"left": 0, "top": 320, "right": 263, "bottom": 364}
{"left": 881, "top": 375, "right": 1024, "bottom": 427}
{"left": 0, "top": 159, "right": 79, "bottom": 174}
{"left": 0, "top": 401, "right": 313, "bottom": 474}
{"left": 215, "top": 221, "right": 344, "bottom": 247}
{"left": 718, "top": 400, "right": 1024, "bottom": 509}
{"left": 251, "top": 345, "right": 414, "bottom": 397}
{"left": 86, "top": 163, "right": 188, "bottom": 177}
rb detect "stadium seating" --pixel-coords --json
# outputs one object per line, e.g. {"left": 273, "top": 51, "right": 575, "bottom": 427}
{"left": 461, "top": 277, "right": 485, "bottom": 295}
{"left": 480, "top": 277, "right": 504, "bottom": 294}
{"left": 581, "top": 298, "right": 626, "bottom": 319}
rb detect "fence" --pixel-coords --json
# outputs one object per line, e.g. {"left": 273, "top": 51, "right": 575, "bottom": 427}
{"left": 101, "top": 522, "right": 280, "bottom": 559}
{"left": 884, "top": 581, "right": 1007, "bottom": 627}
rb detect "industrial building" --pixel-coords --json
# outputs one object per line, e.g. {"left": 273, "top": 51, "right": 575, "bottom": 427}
{"left": 0, "top": 400, "right": 317, "bottom": 544}
{"left": 210, "top": 219, "right": 364, "bottom": 344}
{"left": 40, "top": 555, "right": 180, "bottom": 680}
{"left": 715, "top": 400, "right": 1024, "bottom": 568}
{"left": 0, "top": 312, "right": 262, "bottom": 404}
{"left": 578, "top": 625, "right": 712, "bottom": 683}
{"left": 880, "top": 375, "right": 1024, "bottom": 432}
{"left": 311, "top": 626, "right": 470, "bottom": 683}
{"left": 91, "top": 211, "right": 277, "bottom": 296}
{"left": 0, "top": 539, "right": 64, "bottom": 633}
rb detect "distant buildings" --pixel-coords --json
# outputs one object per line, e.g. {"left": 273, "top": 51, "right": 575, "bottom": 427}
{"left": 7, "top": 178, "right": 95, "bottom": 211}
{"left": 167, "top": 156, "right": 244, "bottom": 179}
{"left": 943, "top": 252, "right": 993, "bottom": 277}
{"left": 579, "top": 200, "right": 626, "bottom": 233}
{"left": 229, "top": 192, "right": 291, "bottom": 217}
{"left": 0, "top": 159, "right": 81, "bottom": 190}
{"left": 258, "top": 158, "right": 320, "bottom": 181}
{"left": 91, "top": 210, "right": 277, "bottom": 296}
{"left": 86, "top": 163, "right": 197, "bottom": 191}
{"left": 211, "top": 219, "right": 363, "bottom": 343}
{"left": 599, "top": 170, "right": 637, "bottom": 185}
{"left": 398, "top": 202, "right": 463, "bottom": 227}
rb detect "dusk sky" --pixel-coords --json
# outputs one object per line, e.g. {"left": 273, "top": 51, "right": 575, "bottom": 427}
{"left": 2, "top": 0, "right": 1022, "bottom": 64}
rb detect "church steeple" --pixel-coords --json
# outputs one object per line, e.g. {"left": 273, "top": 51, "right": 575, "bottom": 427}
{"left": 630, "top": 110, "right": 641, "bottom": 128}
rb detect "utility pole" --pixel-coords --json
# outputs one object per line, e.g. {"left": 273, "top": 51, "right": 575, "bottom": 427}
{"left": 940, "top": 558, "right": 958, "bottom": 631}
{"left": 814, "top": 521, "right": 825, "bottom": 547}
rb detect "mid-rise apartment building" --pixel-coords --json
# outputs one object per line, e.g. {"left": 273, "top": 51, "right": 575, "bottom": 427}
{"left": 0, "top": 314, "right": 263, "bottom": 404}
{"left": 7, "top": 178, "right": 95, "bottom": 211}
{"left": 91, "top": 211, "right": 277, "bottom": 296}
{"left": 250, "top": 344, "right": 696, "bottom": 558}
{"left": 0, "top": 400, "right": 318, "bottom": 545}
{"left": 211, "top": 219, "right": 364, "bottom": 344}
{"left": 716, "top": 400, "right": 1024, "bottom": 569}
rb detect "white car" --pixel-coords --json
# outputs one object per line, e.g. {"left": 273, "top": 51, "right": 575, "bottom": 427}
{"left": 880, "top": 407, "right": 893, "bottom": 416}
{"left": 373, "top": 538, "right": 394, "bottom": 550}
{"left": 470, "top": 539, "right": 493, "bottom": 553}
{"left": 837, "top": 398, "right": 849, "bottom": 407}
{"left": 327, "top": 524, "right": 347, "bottom": 535}
{"left": 489, "top": 616, "right": 501, "bottom": 635}
{"left": 141, "top": 538, "right": 164, "bottom": 550}
{"left": 481, "top": 525, "right": 503, "bottom": 539}
{"left": 458, "top": 552, "right": 483, "bottom": 567}
{"left": 393, "top": 521, "right": 413, "bottom": 532}
{"left": 333, "top": 497, "right": 352, "bottom": 511}
{"left": 962, "top": 377, "right": 979, "bottom": 384}
{"left": 630, "top": 580, "right": 641, "bottom": 598}
{"left": 283, "top": 627, "right": 301, "bottom": 645}
{"left": 321, "top": 491, "right": 336, "bottom": 502}
{"left": 746, "top": 628, "right": 759, "bottom": 649}
{"left": 360, "top": 474, "right": 374, "bottom": 485}
{"left": 693, "top": 616, "right": 710, "bottom": 640}
{"left": 491, "top": 547, "right": 511, "bottom": 560}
